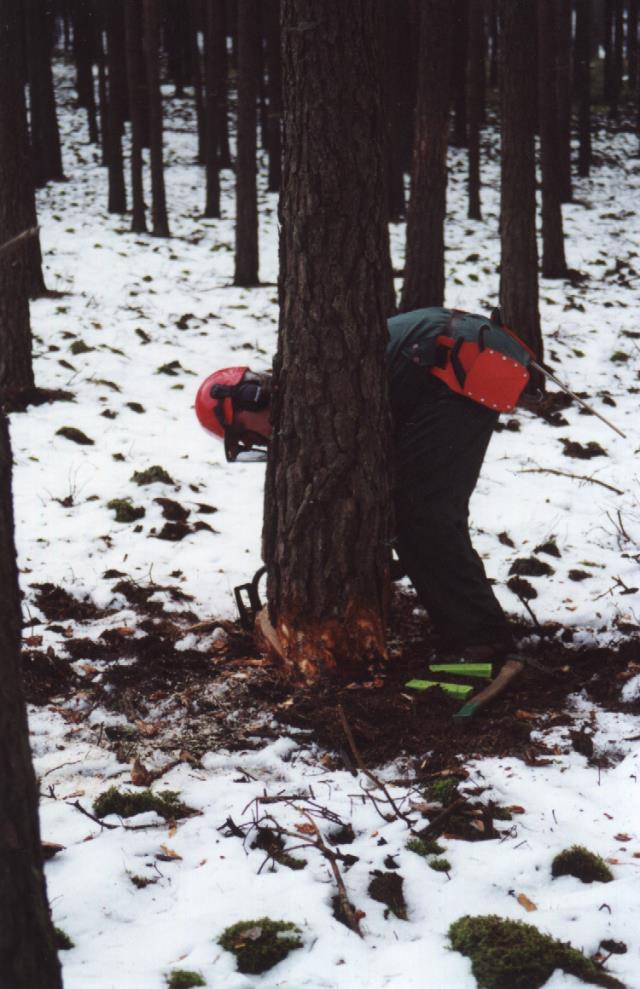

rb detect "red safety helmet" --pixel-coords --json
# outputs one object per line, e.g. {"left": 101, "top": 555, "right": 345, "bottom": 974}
{"left": 195, "top": 366, "right": 270, "bottom": 462}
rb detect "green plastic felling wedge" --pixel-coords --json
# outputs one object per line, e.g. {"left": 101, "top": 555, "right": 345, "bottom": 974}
{"left": 429, "top": 663, "right": 492, "bottom": 679}
{"left": 405, "top": 679, "right": 474, "bottom": 699}
{"left": 453, "top": 699, "right": 480, "bottom": 719}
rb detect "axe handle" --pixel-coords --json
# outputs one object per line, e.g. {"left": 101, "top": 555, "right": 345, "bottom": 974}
{"left": 454, "top": 658, "right": 525, "bottom": 720}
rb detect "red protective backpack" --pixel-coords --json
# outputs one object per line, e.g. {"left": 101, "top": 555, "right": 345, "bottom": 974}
{"left": 404, "top": 309, "right": 535, "bottom": 412}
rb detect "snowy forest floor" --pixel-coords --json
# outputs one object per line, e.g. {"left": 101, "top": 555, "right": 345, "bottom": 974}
{"left": 10, "top": 64, "right": 640, "bottom": 988}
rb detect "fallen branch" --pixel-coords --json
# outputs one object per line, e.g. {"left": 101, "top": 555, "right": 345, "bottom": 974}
{"left": 299, "top": 810, "right": 362, "bottom": 937}
{"left": 338, "top": 704, "right": 413, "bottom": 825}
{"left": 415, "top": 797, "right": 466, "bottom": 839}
{"left": 518, "top": 468, "right": 623, "bottom": 496}
{"left": 0, "top": 226, "right": 39, "bottom": 260}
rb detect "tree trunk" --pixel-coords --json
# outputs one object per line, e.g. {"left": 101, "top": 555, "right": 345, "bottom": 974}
{"left": 215, "top": 0, "right": 231, "bottom": 168}
{"left": 265, "top": 0, "right": 282, "bottom": 193}
{"left": 467, "top": 0, "right": 483, "bottom": 220}
{"left": 556, "top": 0, "right": 573, "bottom": 203}
{"left": 190, "top": 7, "right": 205, "bottom": 164}
{"left": 165, "top": 0, "right": 190, "bottom": 96}
{"left": 143, "top": 0, "right": 170, "bottom": 236}
{"left": 262, "top": 0, "right": 392, "bottom": 681}
{"left": 1, "top": 2, "right": 36, "bottom": 399}
{"left": 204, "top": 0, "right": 224, "bottom": 218}
{"left": 95, "top": 11, "right": 110, "bottom": 164}
{"left": 611, "top": 0, "right": 623, "bottom": 116}
{"left": 25, "top": 0, "right": 64, "bottom": 186}
{"left": 537, "top": 0, "right": 568, "bottom": 279}
{"left": 72, "top": 0, "right": 99, "bottom": 143}
{"left": 124, "top": 0, "right": 147, "bottom": 232}
{"left": 0, "top": 417, "right": 63, "bottom": 989}
{"left": 401, "top": 0, "right": 452, "bottom": 312}
{"left": 451, "top": 0, "right": 469, "bottom": 147}
{"left": 628, "top": 0, "right": 639, "bottom": 92}
{"left": 604, "top": 0, "right": 614, "bottom": 104}
{"left": 105, "top": 0, "right": 128, "bottom": 214}
{"left": 575, "top": 0, "right": 592, "bottom": 177}
{"left": 234, "top": 0, "right": 259, "bottom": 285}
{"left": 499, "top": 0, "right": 543, "bottom": 375}
{"left": 488, "top": 0, "right": 498, "bottom": 89}
{"left": 381, "top": 0, "right": 407, "bottom": 223}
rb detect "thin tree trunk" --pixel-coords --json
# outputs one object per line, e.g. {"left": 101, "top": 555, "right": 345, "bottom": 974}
{"left": 451, "top": 0, "right": 469, "bottom": 147}
{"left": 467, "top": 0, "right": 483, "bottom": 220}
{"left": 124, "top": 0, "right": 147, "bottom": 232}
{"left": 556, "top": 0, "right": 573, "bottom": 203}
{"left": 216, "top": 1, "right": 231, "bottom": 167}
{"left": 204, "top": 0, "right": 224, "bottom": 217}
{"left": 628, "top": 0, "right": 639, "bottom": 92}
{"left": 611, "top": 0, "right": 624, "bottom": 115}
{"left": 488, "top": 0, "right": 498, "bottom": 89}
{"left": 381, "top": 0, "right": 406, "bottom": 222}
{"left": 234, "top": 0, "right": 259, "bottom": 285}
{"left": 263, "top": 0, "right": 392, "bottom": 681}
{"left": 25, "top": 0, "right": 64, "bottom": 186}
{"left": 499, "top": 0, "right": 543, "bottom": 377}
{"left": 265, "top": 0, "right": 282, "bottom": 193}
{"left": 105, "top": 0, "right": 127, "bottom": 214}
{"left": 575, "top": 0, "right": 592, "bottom": 177}
{"left": 604, "top": 0, "right": 614, "bottom": 105}
{"left": 401, "top": 0, "right": 452, "bottom": 312}
{"left": 537, "top": 0, "right": 568, "bottom": 279}
{"left": 143, "top": 0, "right": 170, "bottom": 236}
{"left": 95, "top": 11, "right": 109, "bottom": 164}
{"left": 73, "top": 0, "right": 99, "bottom": 143}
{"left": 190, "top": 6, "right": 205, "bottom": 164}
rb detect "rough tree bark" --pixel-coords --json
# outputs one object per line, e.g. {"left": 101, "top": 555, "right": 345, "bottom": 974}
{"left": 575, "top": 0, "right": 592, "bottom": 178}
{"left": 204, "top": 0, "right": 224, "bottom": 218}
{"left": 143, "top": 0, "right": 170, "bottom": 236}
{"left": 262, "top": 0, "right": 392, "bottom": 681}
{"left": 556, "top": 0, "right": 573, "bottom": 203}
{"left": 1, "top": 2, "right": 36, "bottom": 400}
{"left": 24, "top": 0, "right": 64, "bottom": 186}
{"left": 0, "top": 417, "right": 63, "bottom": 989}
{"left": 467, "top": 0, "right": 483, "bottom": 220}
{"left": 105, "top": 0, "right": 128, "bottom": 214}
{"left": 381, "top": 0, "right": 407, "bottom": 223}
{"left": 124, "top": 0, "right": 147, "bottom": 232}
{"left": 499, "top": 0, "right": 543, "bottom": 375}
{"left": 537, "top": 0, "right": 568, "bottom": 279}
{"left": 72, "top": 0, "right": 99, "bottom": 143}
{"left": 265, "top": 0, "right": 282, "bottom": 193}
{"left": 401, "top": 0, "right": 452, "bottom": 312}
{"left": 234, "top": 0, "right": 259, "bottom": 286}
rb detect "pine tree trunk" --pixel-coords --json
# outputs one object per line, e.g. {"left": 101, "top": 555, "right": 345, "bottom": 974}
{"left": 1, "top": 3, "right": 36, "bottom": 399}
{"left": 165, "top": 0, "right": 190, "bottom": 97}
{"left": 265, "top": 0, "right": 282, "bottom": 193}
{"left": 604, "top": 0, "right": 614, "bottom": 104}
{"left": 190, "top": 8, "right": 205, "bottom": 164}
{"left": 96, "top": 11, "right": 110, "bottom": 164}
{"left": 262, "top": 0, "right": 392, "bottom": 682}
{"left": 204, "top": 0, "right": 224, "bottom": 218}
{"left": 143, "top": 0, "right": 170, "bottom": 236}
{"left": 537, "top": 0, "right": 568, "bottom": 279}
{"left": 124, "top": 0, "right": 147, "bottom": 232}
{"left": 467, "top": 0, "right": 483, "bottom": 220}
{"left": 556, "top": 0, "right": 573, "bottom": 203}
{"left": 611, "top": 0, "right": 623, "bottom": 116}
{"left": 628, "top": 0, "right": 639, "bottom": 92}
{"left": 499, "top": 0, "right": 543, "bottom": 375}
{"left": 575, "top": 0, "right": 592, "bottom": 178}
{"left": 25, "top": 0, "right": 64, "bottom": 186}
{"left": 106, "top": 0, "right": 128, "bottom": 214}
{"left": 215, "top": 1, "right": 231, "bottom": 168}
{"left": 381, "top": 0, "right": 406, "bottom": 223}
{"left": 0, "top": 418, "right": 63, "bottom": 989}
{"left": 451, "top": 0, "right": 469, "bottom": 148}
{"left": 73, "top": 0, "right": 99, "bottom": 143}
{"left": 234, "top": 0, "right": 259, "bottom": 286}
{"left": 488, "top": 0, "right": 498, "bottom": 89}
{"left": 401, "top": 0, "right": 452, "bottom": 312}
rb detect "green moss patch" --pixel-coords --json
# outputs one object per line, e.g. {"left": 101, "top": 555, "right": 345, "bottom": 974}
{"left": 218, "top": 918, "right": 302, "bottom": 974}
{"left": 368, "top": 870, "right": 407, "bottom": 920}
{"left": 425, "top": 777, "right": 459, "bottom": 805}
{"left": 551, "top": 845, "right": 613, "bottom": 883}
{"left": 166, "top": 970, "right": 206, "bottom": 989}
{"left": 406, "top": 837, "right": 445, "bottom": 857}
{"left": 252, "top": 827, "right": 306, "bottom": 871}
{"left": 449, "top": 915, "right": 625, "bottom": 989}
{"left": 131, "top": 465, "right": 175, "bottom": 486}
{"left": 107, "top": 498, "right": 146, "bottom": 523}
{"left": 56, "top": 426, "right": 94, "bottom": 445}
{"left": 93, "top": 787, "right": 194, "bottom": 821}
{"left": 69, "top": 339, "right": 93, "bottom": 355}
{"left": 509, "top": 557, "right": 555, "bottom": 578}
{"left": 429, "top": 857, "right": 451, "bottom": 873}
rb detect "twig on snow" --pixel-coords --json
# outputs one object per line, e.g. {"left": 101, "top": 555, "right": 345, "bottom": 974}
{"left": 518, "top": 467, "right": 623, "bottom": 496}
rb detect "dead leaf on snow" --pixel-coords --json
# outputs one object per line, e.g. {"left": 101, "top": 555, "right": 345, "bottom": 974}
{"left": 614, "top": 834, "right": 631, "bottom": 842}
{"left": 294, "top": 822, "right": 316, "bottom": 835}
{"left": 158, "top": 844, "right": 182, "bottom": 861}
{"left": 517, "top": 893, "right": 538, "bottom": 912}
{"left": 131, "top": 757, "right": 152, "bottom": 786}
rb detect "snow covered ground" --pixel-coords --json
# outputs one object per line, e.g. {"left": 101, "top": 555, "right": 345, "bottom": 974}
{"left": 10, "top": 66, "right": 640, "bottom": 988}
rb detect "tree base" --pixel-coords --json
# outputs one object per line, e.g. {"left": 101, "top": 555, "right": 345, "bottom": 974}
{"left": 255, "top": 605, "right": 387, "bottom": 683}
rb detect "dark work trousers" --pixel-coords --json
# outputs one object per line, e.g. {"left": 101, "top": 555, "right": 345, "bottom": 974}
{"left": 393, "top": 378, "right": 511, "bottom": 651}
